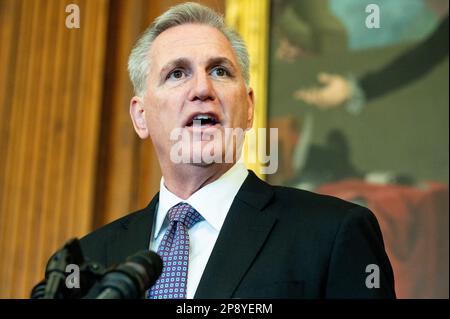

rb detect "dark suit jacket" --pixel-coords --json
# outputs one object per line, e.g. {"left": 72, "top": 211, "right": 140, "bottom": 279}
{"left": 79, "top": 170, "right": 396, "bottom": 298}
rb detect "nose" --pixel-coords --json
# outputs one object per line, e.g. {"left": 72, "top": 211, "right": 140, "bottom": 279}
{"left": 188, "top": 70, "right": 216, "bottom": 102}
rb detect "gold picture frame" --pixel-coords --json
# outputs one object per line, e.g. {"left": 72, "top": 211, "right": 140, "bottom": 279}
{"left": 226, "top": 0, "right": 270, "bottom": 179}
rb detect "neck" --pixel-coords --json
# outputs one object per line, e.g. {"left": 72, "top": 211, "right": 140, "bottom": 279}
{"left": 161, "top": 162, "right": 234, "bottom": 199}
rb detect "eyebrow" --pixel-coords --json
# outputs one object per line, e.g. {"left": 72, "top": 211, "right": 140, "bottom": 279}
{"left": 206, "top": 57, "right": 237, "bottom": 71}
{"left": 159, "top": 56, "right": 237, "bottom": 78}
{"left": 160, "top": 58, "right": 190, "bottom": 78}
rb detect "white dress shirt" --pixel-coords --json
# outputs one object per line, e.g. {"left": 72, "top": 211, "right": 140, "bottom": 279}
{"left": 149, "top": 162, "right": 248, "bottom": 299}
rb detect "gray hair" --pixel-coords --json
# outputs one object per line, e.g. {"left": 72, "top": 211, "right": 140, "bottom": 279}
{"left": 127, "top": 2, "right": 250, "bottom": 97}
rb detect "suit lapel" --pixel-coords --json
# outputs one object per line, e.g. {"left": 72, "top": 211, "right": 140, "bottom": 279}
{"left": 106, "top": 193, "right": 159, "bottom": 266}
{"left": 194, "top": 171, "right": 277, "bottom": 298}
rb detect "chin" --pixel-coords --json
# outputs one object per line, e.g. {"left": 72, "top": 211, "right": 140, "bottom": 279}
{"left": 189, "top": 140, "right": 227, "bottom": 163}
{"left": 188, "top": 150, "right": 225, "bottom": 166}
{"left": 189, "top": 162, "right": 216, "bottom": 168}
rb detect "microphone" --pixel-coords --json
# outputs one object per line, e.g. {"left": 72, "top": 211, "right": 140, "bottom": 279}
{"left": 30, "top": 280, "right": 46, "bottom": 299}
{"left": 95, "top": 250, "right": 163, "bottom": 299}
{"left": 42, "top": 238, "right": 85, "bottom": 299}
{"left": 31, "top": 238, "right": 107, "bottom": 299}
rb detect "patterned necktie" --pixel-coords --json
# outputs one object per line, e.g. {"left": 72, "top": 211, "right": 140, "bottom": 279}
{"left": 147, "top": 202, "right": 204, "bottom": 299}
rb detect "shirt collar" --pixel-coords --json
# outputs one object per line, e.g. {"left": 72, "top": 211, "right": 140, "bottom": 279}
{"left": 153, "top": 162, "right": 249, "bottom": 239}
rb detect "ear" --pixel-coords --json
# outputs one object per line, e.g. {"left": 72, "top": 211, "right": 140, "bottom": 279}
{"left": 129, "top": 96, "right": 149, "bottom": 139}
{"left": 246, "top": 87, "right": 255, "bottom": 130}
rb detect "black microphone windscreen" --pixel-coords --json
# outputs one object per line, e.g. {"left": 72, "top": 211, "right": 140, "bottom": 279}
{"left": 96, "top": 250, "right": 163, "bottom": 299}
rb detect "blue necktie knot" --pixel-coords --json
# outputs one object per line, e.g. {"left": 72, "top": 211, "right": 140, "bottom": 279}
{"left": 168, "top": 202, "right": 204, "bottom": 229}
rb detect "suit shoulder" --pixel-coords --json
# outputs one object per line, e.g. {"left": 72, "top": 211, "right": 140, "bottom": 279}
{"left": 269, "top": 184, "right": 372, "bottom": 223}
{"left": 85, "top": 208, "right": 146, "bottom": 239}
{"left": 79, "top": 208, "right": 147, "bottom": 257}
{"left": 266, "top": 184, "right": 384, "bottom": 253}
{"left": 273, "top": 185, "right": 358, "bottom": 210}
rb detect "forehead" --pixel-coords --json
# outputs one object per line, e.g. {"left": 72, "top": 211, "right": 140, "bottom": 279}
{"left": 149, "top": 24, "right": 238, "bottom": 70}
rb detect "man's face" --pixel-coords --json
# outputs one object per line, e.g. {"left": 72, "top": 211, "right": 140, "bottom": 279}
{"left": 130, "top": 24, "right": 254, "bottom": 167}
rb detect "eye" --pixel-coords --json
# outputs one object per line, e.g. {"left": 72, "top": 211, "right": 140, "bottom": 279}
{"left": 211, "top": 66, "right": 229, "bottom": 77}
{"left": 167, "top": 69, "right": 186, "bottom": 80}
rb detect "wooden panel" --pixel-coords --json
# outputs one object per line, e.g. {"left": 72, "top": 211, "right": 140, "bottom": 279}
{"left": 0, "top": 0, "right": 226, "bottom": 298}
{"left": 0, "top": 0, "right": 109, "bottom": 298}
{"left": 94, "top": 0, "right": 156, "bottom": 227}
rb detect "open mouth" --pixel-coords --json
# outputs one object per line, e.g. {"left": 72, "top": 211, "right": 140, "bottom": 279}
{"left": 186, "top": 114, "right": 220, "bottom": 127}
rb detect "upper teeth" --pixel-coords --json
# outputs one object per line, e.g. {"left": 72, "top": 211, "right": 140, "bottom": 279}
{"left": 193, "top": 115, "right": 215, "bottom": 120}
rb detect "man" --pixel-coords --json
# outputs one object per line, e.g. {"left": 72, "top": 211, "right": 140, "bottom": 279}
{"left": 76, "top": 2, "right": 395, "bottom": 298}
